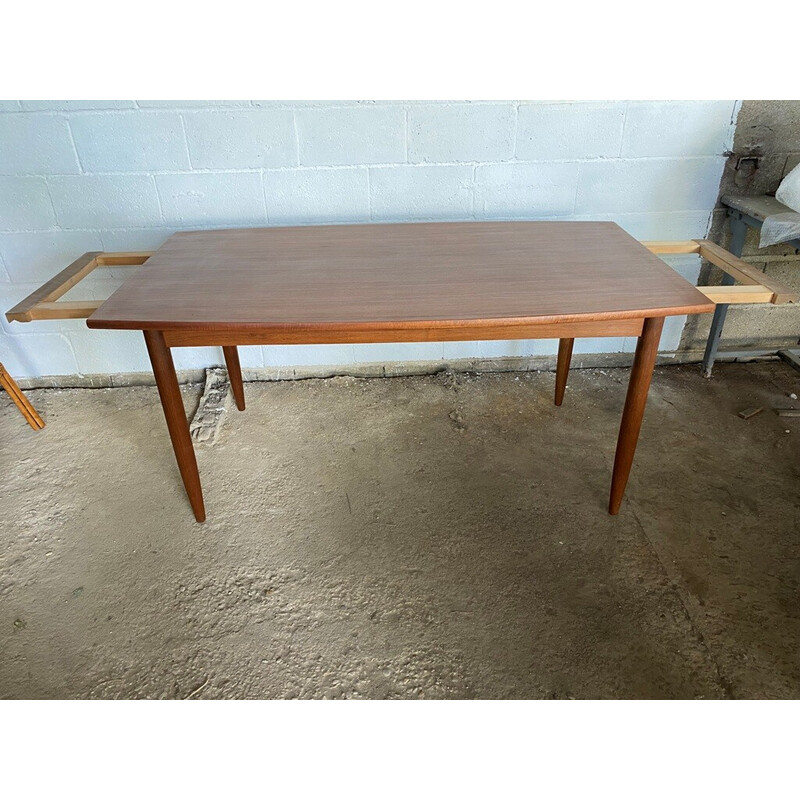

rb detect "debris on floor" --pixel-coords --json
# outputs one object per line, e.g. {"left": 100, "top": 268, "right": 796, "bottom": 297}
{"left": 189, "top": 368, "right": 232, "bottom": 445}
{"left": 737, "top": 407, "right": 763, "bottom": 420}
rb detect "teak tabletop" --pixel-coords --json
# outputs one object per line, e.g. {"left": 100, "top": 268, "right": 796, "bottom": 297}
{"left": 88, "top": 222, "right": 711, "bottom": 333}
{"left": 87, "top": 221, "right": 715, "bottom": 522}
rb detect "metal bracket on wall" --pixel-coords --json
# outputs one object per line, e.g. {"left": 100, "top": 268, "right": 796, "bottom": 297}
{"left": 4, "top": 241, "right": 797, "bottom": 327}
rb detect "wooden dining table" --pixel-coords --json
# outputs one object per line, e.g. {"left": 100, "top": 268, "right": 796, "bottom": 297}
{"left": 84, "top": 221, "right": 715, "bottom": 522}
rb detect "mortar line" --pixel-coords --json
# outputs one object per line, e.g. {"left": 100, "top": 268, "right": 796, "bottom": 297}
{"left": 152, "top": 174, "right": 165, "bottom": 224}
{"left": 178, "top": 114, "right": 193, "bottom": 170}
{"left": 64, "top": 116, "right": 84, "bottom": 173}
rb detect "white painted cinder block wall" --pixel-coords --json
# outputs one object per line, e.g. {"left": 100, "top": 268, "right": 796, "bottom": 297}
{"left": 0, "top": 100, "right": 739, "bottom": 379}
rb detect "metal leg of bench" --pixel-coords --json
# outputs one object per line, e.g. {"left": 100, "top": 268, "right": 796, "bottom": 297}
{"left": 777, "top": 350, "right": 800, "bottom": 375}
{"left": 701, "top": 214, "right": 748, "bottom": 378}
{"left": 701, "top": 273, "right": 736, "bottom": 378}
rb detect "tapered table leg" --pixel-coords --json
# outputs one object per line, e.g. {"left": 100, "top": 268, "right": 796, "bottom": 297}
{"left": 608, "top": 317, "right": 664, "bottom": 515}
{"left": 555, "top": 338, "right": 574, "bottom": 406}
{"left": 223, "top": 346, "right": 245, "bottom": 411}
{"left": 144, "top": 330, "right": 206, "bottom": 522}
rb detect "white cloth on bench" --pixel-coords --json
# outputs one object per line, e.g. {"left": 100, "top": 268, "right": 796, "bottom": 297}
{"left": 760, "top": 165, "right": 800, "bottom": 247}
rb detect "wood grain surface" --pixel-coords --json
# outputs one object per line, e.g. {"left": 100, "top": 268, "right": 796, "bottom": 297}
{"left": 87, "top": 222, "right": 714, "bottom": 340}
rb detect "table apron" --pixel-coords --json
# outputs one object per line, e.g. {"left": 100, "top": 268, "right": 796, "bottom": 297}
{"left": 161, "top": 318, "right": 645, "bottom": 348}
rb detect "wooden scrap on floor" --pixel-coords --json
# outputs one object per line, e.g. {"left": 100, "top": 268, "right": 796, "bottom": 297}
{"left": 0, "top": 362, "right": 45, "bottom": 430}
{"left": 737, "top": 407, "right": 763, "bottom": 420}
{"left": 777, "top": 350, "right": 800, "bottom": 375}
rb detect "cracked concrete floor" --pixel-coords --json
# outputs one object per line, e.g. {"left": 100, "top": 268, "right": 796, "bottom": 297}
{"left": 1, "top": 363, "right": 799, "bottom": 699}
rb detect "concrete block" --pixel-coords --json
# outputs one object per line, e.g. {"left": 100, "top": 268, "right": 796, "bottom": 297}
{"left": 574, "top": 337, "right": 628, "bottom": 354}
{"left": 369, "top": 165, "right": 473, "bottom": 221}
{"left": 252, "top": 101, "right": 351, "bottom": 109}
{"left": 408, "top": 103, "right": 515, "bottom": 163}
{"left": 734, "top": 100, "right": 800, "bottom": 155}
{"left": 296, "top": 105, "right": 405, "bottom": 166}
{"left": 263, "top": 344, "right": 355, "bottom": 367}
{"left": 622, "top": 101, "right": 736, "bottom": 157}
{"left": 65, "top": 328, "right": 152, "bottom": 374}
{"left": 516, "top": 102, "right": 625, "bottom": 160}
{"left": 0, "top": 282, "right": 39, "bottom": 334}
{"left": 783, "top": 153, "right": 800, "bottom": 178}
{"left": 0, "top": 101, "right": 21, "bottom": 112}
{"left": 0, "top": 282, "right": 31, "bottom": 333}
{"left": 443, "top": 340, "right": 556, "bottom": 359}
{"left": 580, "top": 211, "right": 712, "bottom": 241}
{"left": 172, "top": 347, "right": 225, "bottom": 371}
{"left": 660, "top": 254, "right": 703, "bottom": 285}
{"left": 183, "top": 110, "right": 296, "bottom": 169}
{"left": 351, "top": 342, "right": 444, "bottom": 363}
{"left": 69, "top": 112, "right": 190, "bottom": 172}
{"left": 72, "top": 272, "right": 126, "bottom": 301}
{"left": 19, "top": 101, "right": 136, "bottom": 111}
{"left": 265, "top": 168, "right": 369, "bottom": 224}
{"left": 167, "top": 346, "right": 263, "bottom": 373}
{"left": 156, "top": 172, "right": 266, "bottom": 227}
{"left": 474, "top": 162, "right": 579, "bottom": 218}
{"left": 99, "top": 228, "right": 178, "bottom": 252}
{"left": 762, "top": 259, "right": 800, "bottom": 290}
{"left": 660, "top": 315, "right": 690, "bottom": 352}
{"left": 445, "top": 337, "right": 635, "bottom": 359}
{"left": 0, "top": 177, "right": 56, "bottom": 231}
{"left": 0, "top": 330, "right": 78, "bottom": 378}
{"left": 237, "top": 346, "right": 264, "bottom": 368}
{"left": 575, "top": 158, "right": 724, "bottom": 214}
{"left": 722, "top": 303, "right": 800, "bottom": 347}
{"left": 0, "top": 114, "right": 81, "bottom": 175}
{"left": 441, "top": 341, "right": 483, "bottom": 359}
{"left": 48, "top": 174, "right": 162, "bottom": 229}
{"left": 0, "top": 230, "right": 104, "bottom": 282}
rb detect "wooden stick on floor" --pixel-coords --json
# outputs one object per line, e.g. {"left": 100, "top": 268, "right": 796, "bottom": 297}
{"left": 223, "top": 346, "right": 246, "bottom": 411}
{"left": 555, "top": 338, "right": 574, "bottom": 406}
{"left": 143, "top": 331, "right": 206, "bottom": 523}
{"left": 0, "top": 362, "right": 45, "bottom": 430}
{"left": 608, "top": 317, "right": 665, "bottom": 515}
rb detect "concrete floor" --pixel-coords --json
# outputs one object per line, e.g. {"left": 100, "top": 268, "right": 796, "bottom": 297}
{"left": 1, "top": 362, "right": 798, "bottom": 699}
